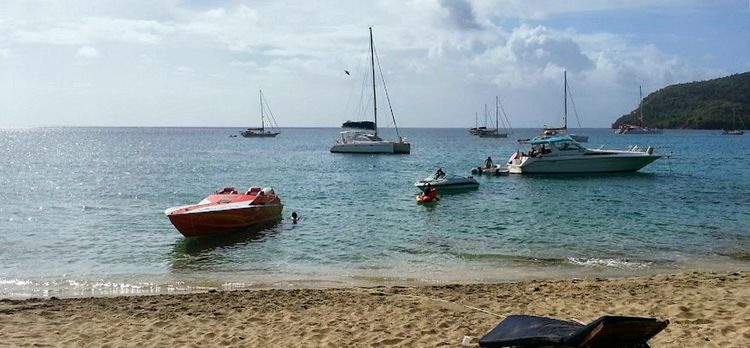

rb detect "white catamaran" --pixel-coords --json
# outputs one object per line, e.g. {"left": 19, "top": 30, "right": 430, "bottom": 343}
{"left": 330, "top": 27, "right": 410, "bottom": 154}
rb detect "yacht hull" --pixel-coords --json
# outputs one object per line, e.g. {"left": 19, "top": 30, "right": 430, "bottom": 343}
{"left": 508, "top": 154, "right": 660, "bottom": 174}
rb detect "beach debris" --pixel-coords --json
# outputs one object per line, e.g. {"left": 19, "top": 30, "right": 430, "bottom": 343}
{"left": 461, "top": 335, "right": 472, "bottom": 346}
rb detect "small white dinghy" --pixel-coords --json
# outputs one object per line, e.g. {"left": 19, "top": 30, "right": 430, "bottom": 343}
{"left": 471, "top": 165, "right": 509, "bottom": 176}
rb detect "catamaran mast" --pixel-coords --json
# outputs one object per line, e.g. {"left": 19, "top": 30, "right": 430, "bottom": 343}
{"left": 369, "top": 27, "right": 378, "bottom": 138}
{"left": 259, "top": 89, "right": 264, "bottom": 131}
{"left": 563, "top": 70, "right": 567, "bottom": 130}
{"left": 495, "top": 96, "right": 499, "bottom": 132}
{"left": 484, "top": 104, "right": 488, "bottom": 128}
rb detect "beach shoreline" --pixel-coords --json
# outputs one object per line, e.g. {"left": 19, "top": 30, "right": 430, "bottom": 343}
{"left": 2, "top": 271, "right": 748, "bottom": 347}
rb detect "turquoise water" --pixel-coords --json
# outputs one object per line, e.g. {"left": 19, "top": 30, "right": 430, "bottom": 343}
{"left": 1, "top": 127, "right": 749, "bottom": 298}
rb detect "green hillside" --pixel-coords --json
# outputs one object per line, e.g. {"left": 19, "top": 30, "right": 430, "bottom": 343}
{"left": 612, "top": 71, "right": 750, "bottom": 129}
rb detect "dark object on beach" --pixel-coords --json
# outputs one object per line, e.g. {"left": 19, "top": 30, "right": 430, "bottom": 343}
{"left": 342, "top": 120, "right": 375, "bottom": 130}
{"left": 479, "top": 315, "right": 669, "bottom": 348}
{"left": 291, "top": 211, "right": 298, "bottom": 224}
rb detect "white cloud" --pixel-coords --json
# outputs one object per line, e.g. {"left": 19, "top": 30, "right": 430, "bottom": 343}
{"left": 0, "top": 0, "right": 739, "bottom": 128}
{"left": 75, "top": 46, "right": 99, "bottom": 58}
{"left": 506, "top": 25, "right": 594, "bottom": 73}
{"left": 175, "top": 66, "right": 193, "bottom": 73}
{"left": 229, "top": 60, "right": 258, "bottom": 68}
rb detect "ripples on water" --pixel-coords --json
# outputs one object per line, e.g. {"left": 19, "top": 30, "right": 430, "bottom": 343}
{"left": 0, "top": 127, "right": 748, "bottom": 297}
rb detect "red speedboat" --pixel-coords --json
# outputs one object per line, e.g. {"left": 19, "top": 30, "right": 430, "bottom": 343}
{"left": 165, "top": 186, "right": 283, "bottom": 238}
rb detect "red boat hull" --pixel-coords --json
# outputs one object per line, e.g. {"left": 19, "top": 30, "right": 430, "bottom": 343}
{"left": 165, "top": 189, "right": 283, "bottom": 238}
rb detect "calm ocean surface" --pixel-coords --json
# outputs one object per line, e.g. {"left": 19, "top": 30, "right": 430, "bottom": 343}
{"left": 1, "top": 127, "right": 749, "bottom": 298}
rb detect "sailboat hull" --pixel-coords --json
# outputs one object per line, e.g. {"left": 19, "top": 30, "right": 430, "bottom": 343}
{"left": 478, "top": 131, "right": 508, "bottom": 138}
{"left": 241, "top": 131, "right": 279, "bottom": 138}
{"left": 615, "top": 127, "right": 663, "bottom": 135}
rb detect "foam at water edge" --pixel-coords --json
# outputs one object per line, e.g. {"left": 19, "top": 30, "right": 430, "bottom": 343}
{"left": 566, "top": 257, "right": 652, "bottom": 269}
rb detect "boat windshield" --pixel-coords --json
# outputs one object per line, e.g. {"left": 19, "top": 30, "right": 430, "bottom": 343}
{"left": 551, "top": 140, "right": 584, "bottom": 151}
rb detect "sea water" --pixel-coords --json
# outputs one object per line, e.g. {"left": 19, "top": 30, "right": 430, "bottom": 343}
{"left": 0, "top": 127, "right": 748, "bottom": 298}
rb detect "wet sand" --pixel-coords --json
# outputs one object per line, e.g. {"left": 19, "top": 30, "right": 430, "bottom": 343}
{"left": 1, "top": 271, "right": 748, "bottom": 347}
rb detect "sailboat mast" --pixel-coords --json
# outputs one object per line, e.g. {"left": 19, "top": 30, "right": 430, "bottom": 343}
{"left": 369, "top": 27, "right": 378, "bottom": 138}
{"left": 639, "top": 86, "right": 644, "bottom": 127}
{"left": 495, "top": 96, "right": 499, "bottom": 131}
{"left": 259, "top": 89, "right": 264, "bottom": 131}
{"left": 563, "top": 71, "right": 567, "bottom": 129}
{"left": 484, "top": 104, "right": 488, "bottom": 128}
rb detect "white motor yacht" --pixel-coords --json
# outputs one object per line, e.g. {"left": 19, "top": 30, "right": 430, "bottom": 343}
{"left": 506, "top": 135, "right": 663, "bottom": 174}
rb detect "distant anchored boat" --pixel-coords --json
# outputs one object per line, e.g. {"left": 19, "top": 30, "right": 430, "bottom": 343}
{"left": 241, "top": 90, "right": 281, "bottom": 138}
{"left": 721, "top": 108, "right": 745, "bottom": 135}
{"left": 615, "top": 86, "right": 663, "bottom": 135}
{"left": 477, "top": 96, "right": 512, "bottom": 138}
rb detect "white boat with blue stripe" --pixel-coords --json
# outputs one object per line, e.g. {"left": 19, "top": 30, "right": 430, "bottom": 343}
{"left": 507, "top": 135, "right": 663, "bottom": 174}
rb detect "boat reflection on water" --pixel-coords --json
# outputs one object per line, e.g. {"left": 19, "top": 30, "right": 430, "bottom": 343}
{"left": 169, "top": 218, "right": 282, "bottom": 270}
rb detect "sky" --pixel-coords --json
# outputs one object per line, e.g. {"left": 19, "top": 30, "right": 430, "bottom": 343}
{"left": 0, "top": 0, "right": 748, "bottom": 128}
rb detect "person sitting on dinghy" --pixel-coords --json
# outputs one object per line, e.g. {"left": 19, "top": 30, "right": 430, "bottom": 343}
{"left": 422, "top": 183, "right": 437, "bottom": 198}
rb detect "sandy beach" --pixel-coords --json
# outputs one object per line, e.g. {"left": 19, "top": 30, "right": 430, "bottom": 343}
{"left": 1, "top": 271, "right": 748, "bottom": 347}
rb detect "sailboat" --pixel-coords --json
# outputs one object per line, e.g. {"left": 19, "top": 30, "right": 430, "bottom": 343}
{"left": 540, "top": 71, "right": 588, "bottom": 142}
{"left": 330, "top": 27, "right": 410, "bottom": 154}
{"left": 615, "top": 86, "right": 663, "bottom": 135}
{"left": 240, "top": 89, "right": 280, "bottom": 138}
{"left": 478, "top": 96, "right": 510, "bottom": 138}
{"left": 469, "top": 112, "right": 486, "bottom": 135}
{"left": 721, "top": 108, "right": 746, "bottom": 135}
